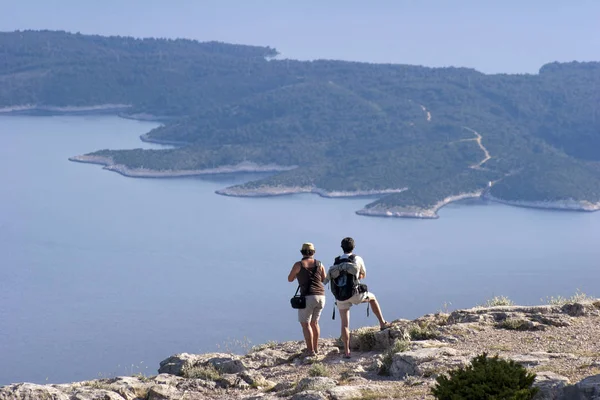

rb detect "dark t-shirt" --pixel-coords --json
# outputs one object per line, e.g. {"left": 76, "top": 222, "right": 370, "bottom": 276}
{"left": 297, "top": 259, "right": 325, "bottom": 296}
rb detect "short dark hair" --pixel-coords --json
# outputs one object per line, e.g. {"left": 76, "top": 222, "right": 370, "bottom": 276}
{"left": 341, "top": 237, "right": 355, "bottom": 253}
{"left": 301, "top": 249, "right": 315, "bottom": 256}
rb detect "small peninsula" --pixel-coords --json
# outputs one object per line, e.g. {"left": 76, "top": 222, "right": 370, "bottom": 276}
{"left": 2, "top": 30, "right": 600, "bottom": 218}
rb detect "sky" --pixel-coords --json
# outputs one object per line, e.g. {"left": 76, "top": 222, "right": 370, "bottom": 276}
{"left": 0, "top": 0, "right": 598, "bottom": 74}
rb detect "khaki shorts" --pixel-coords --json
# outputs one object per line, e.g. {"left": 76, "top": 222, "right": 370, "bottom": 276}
{"left": 298, "top": 295, "right": 326, "bottom": 323}
{"left": 336, "top": 291, "right": 375, "bottom": 311}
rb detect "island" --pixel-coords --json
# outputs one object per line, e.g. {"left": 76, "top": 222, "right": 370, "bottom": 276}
{"left": 2, "top": 30, "right": 600, "bottom": 218}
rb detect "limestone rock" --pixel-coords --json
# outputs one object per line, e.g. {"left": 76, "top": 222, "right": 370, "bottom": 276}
{"left": 147, "top": 384, "right": 183, "bottom": 400}
{"left": 327, "top": 386, "right": 364, "bottom": 400}
{"left": 296, "top": 377, "right": 337, "bottom": 392}
{"left": 561, "top": 303, "right": 586, "bottom": 317}
{"left": 291, "top": 390, "right": 329, "bottom": 400}
{"left": 208, "top": 356, "right": 247, "bottom": 374}
{"left": 531, "top": 314, "right": 572, "bottom": 327}
{"left": 242, "top": 394, "right": 279, "bottom": 400}
{"left": 563, "top": 374, "right": 600, "bottom": 399}
{"left": 0, "top": 383, "right": 70, "bottom": 400}
{"left": 327, "top": 347, "right": 340, "bottom": 356}
{"left": 103, "top": 376, "right": 151, "bottom": 400}
{"left": 158, "top": 352, "right": 234, "bottom": 376}
{"left": 158, "top": 352, "right": 204, "bottom": 376}
{"left": 533, "top": 371, "right": 570, "bottom": 400}
{"left": 217, "top": 373, "right": 251, "bottom": 389}
{"left": 389, "top": 347, "right": 467, "bottom": 378}
{"left": 71, "top": 390, "right": 125, "bottom": 400}
{"left": 244, "top": 348, "right": 290, "bottom": 368}
{"left": 176, "top": 378, "right": 217, "bottom": 392}
{"left": 151, "top": 373, "right": 184, "bottom": 386}
{"left": 511, "top": 354, "right": 550, "bottom": 367}
{"left": 271, "top": 381, "right": 295, "bottom": 393}
{"left": 239, "top": 370, "right": 272, "bottom": 388}
{"left": 367, "top": 354, "right": 384, "bottom": 371}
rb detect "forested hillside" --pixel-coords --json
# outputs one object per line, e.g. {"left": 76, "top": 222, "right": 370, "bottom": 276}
{"left": 2, "top": 30, "right": 600, "bottom": 213}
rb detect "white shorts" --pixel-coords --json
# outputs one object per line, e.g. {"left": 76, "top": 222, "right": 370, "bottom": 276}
{"left": 336, "top": 291, "right": 376, "bottom": 311}
{"left": 298, "top": 295, "right": 326, "bottom": 323}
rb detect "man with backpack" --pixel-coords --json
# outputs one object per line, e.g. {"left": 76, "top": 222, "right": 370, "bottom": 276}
{"left": 324, "top": 237, "right": 391, "bottom": 358}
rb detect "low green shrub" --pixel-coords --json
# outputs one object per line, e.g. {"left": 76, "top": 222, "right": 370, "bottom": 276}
{"left": 378, "top": 339, "right": 409, "bottom": 376}
{"left": 497, "top": 318, "right": 532, "bottom": 331}
{"left": 544, "top": 289, "right": 594, "bottom": 305}
{"left": 431, "top": 353, "right": 538, "bottom": 400}
{"left": 308, "top": 362, "right": 329, "bottom": 377}
{"left": 249, "top": 340, "right": 278, "bottom": 353}
{"left": 355, "top": 328, "right": 378, "bottom": 351}
{"left": 482, "top": 295, "right": 514, "bottom": 307}
{"left": 409, "top": 322, "right": 438, "bottom": 340}
{"left": 183, "top": 364, "right": 221, "bottom": 381}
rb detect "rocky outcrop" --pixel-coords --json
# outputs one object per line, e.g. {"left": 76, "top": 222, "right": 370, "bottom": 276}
{"left": 563, "top": 375, "right": 600, "bottom": 399}
{"left": 534, "top": 372, "right": 570, "bottom": 400}
{"left": 389, "top": 347, "right": 468, "bottom": 378}
{"left": 3, "top": 300, "right": 600, "bottom": 399}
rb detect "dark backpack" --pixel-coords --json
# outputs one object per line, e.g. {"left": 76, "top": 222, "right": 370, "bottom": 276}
{"left": 330, "top": 255, "right": 360, "bottom": 301}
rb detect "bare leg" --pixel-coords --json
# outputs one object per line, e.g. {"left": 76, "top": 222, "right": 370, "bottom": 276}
{"left": 369, "top": 298, "right": 388, "bottom": 328}
{"left": 310, "top": 321, "right": 320, "bottom": 353}
{"left": 339, "top": 308, "right": 351, "bottom": 357}
{"left": 300, "top": 322, "right": 314, "bottom": 353}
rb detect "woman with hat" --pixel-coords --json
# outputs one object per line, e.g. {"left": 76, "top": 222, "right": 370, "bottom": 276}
{"left": 287, "top": 242, "right": 326, "bottom": 356}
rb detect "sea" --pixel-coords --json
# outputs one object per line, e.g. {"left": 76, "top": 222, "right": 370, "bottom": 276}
{"left": 1, "top": 115, "right": 599, "bottom": 385}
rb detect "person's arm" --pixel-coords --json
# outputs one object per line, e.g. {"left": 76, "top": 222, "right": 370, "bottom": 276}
{"left": 288, "top": 262, "right": 301, "bottom": 282}
{"left": 358, "top": 257, "right": 366, "bottom": 279}
{"left": 319, "top": 263, "right": 326, "bottom": 282}
{"left": 323, "top": 266, "right": 331, "bottom": 285}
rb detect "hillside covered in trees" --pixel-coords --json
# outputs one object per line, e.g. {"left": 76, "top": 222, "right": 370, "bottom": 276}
{"left": 2, "top": 30, "right": 600, "bottom": 215}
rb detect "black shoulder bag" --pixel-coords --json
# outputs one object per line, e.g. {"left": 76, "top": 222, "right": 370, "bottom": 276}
{"left": 290, "top": 260, "right": 320, "bottom": 309}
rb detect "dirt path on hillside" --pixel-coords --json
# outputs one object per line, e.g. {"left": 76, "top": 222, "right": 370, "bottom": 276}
{"left": 460, "top": 127, "right": 491, "bottom": 169}
{"left": 419, "top": 104, "right": 432, "bottom": 122}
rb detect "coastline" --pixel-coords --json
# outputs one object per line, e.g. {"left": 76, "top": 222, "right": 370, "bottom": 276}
{"left": 68, "top": 155, "right": 297, "bottom": 178}
{"left": 0, "top": 104, "right": 132, "bottom": 115}
{"left": 483, "top": 193, "right": 600, "bottom": 212}
{"left": 139, "top": 133, "right": 189, "bottom": 146}
{"left": 67, "top": 156, "right": 600, "bottom": 216}
{"left": 357, "top": 191, "right": 600, "bottom": 219}
{"left": 118, "top": 113, "right": 173, "bottom": 123}
{"left": 356, "top": 191, "right": 485, "bottom": 219}
{"left": 69, "top": 154, "right": 408, "bottom": 199}
{"left": 216, "top": 185, "right": 407, "bottom": 199}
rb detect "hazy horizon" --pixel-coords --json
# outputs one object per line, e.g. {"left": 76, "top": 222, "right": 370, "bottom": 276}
{"left": 1, "top": 0, "right": 598, "bottom": 74}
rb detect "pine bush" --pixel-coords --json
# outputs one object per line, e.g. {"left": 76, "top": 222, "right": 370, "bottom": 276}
{"left": 431, "top": 353, "right": 538, "bottom": 400}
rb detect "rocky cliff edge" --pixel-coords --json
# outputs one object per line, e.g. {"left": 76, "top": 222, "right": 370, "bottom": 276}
{"left": 3, "top": 301, "right": 600, "bottom": 400}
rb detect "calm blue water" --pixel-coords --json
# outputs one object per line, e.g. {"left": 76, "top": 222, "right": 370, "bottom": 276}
{"left": 1, "top": 115, "right": 599, "bottom": 385}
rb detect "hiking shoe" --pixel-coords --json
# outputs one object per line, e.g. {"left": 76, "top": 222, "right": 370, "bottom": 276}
{"left": 380, "top": 322, "right": 392, "bottom": 331}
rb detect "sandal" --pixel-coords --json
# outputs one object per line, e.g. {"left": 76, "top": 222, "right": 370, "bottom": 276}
{"left": 343, "top": 354, "right": 351, "bottom": 359}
